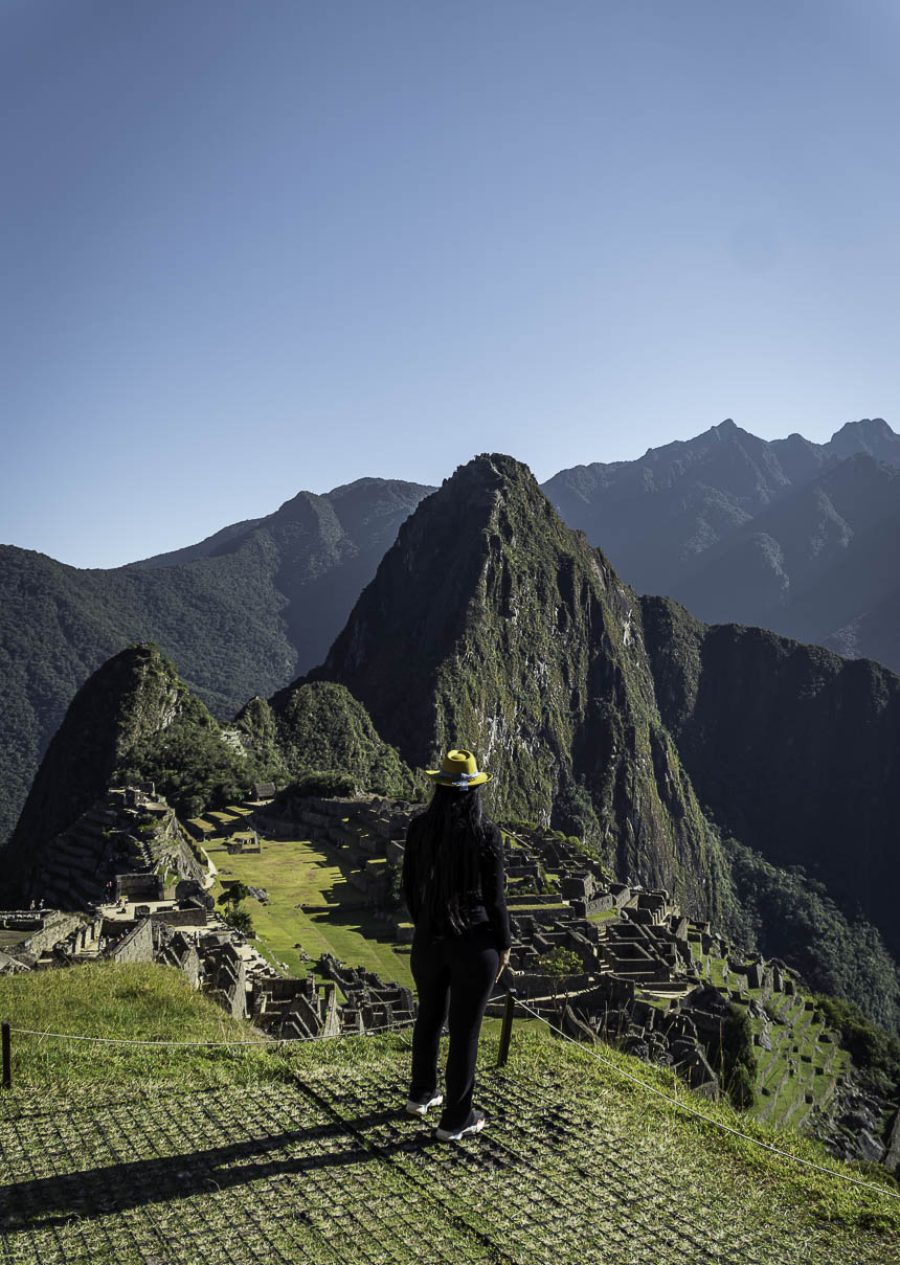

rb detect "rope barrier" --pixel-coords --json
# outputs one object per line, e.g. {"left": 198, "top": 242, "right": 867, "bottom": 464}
{"left": 8, "top": 1019, "right": 416, "bottom": 1049}
{"left": 5, "top": 1001, "right": 897, "bottom": 1202}
{"left": 513, "top": 997, "right": 900, "bottom": 1202}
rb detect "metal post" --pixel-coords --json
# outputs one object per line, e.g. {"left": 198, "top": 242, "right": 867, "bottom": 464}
{"left": 1, "top": 1021, "right": 10, "bottom": 1091}
{"left": 497, "top": 990, "right": 516, "bottom": 1067}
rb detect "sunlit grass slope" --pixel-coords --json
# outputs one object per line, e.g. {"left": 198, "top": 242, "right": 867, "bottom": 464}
{"left": 0, "top": 960, "right": 897, "bottom": 1265}
{"left": 208, "top": 834, "right": 413, "bottom": 985}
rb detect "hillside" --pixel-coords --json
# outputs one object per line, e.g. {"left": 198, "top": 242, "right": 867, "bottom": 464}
{"left": 641, "top": 597, "right": 900, "bottom": 977}
{"left": 544, "top": 418, "right": 900, "bottom": 672}
{"left": 0, "top": 477, "right": 431, "bottom": 849}
{"left": 4, "top": 645, "right": 266, "bottom": 905}
{"left": 2, "top": 645, "right": 414, "bottom": 907}
{"left": 304, "top": 453, "right": 900, "bottom": 1030}
{"left": 310, "top": 453, "right": 733, "bottom": 925}
{"left": 0, "top": 962, "right": 896, "bottom": 1265}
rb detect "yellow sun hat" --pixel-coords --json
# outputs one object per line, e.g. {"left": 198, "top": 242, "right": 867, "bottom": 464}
{"left": 426, "top": 748, "right": 492, "bottom": 789}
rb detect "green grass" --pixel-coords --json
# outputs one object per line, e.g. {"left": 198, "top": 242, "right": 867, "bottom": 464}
{"left": 209, "top": 834, "right": 413, "bottom": 986}
{"left": 0, "top": 961, "right": 897, "bottom": 1265}
{"left": 185, "top": 817, "right": 216, "bottom": 834}
{"left": 687, "top": 945, "right": 851, "bottom": 1129}
{"left": 0, "top": 962, "right": 287, "bottom": 1093}
{"left": 587, "top": 906, "right": 619, "bottom": 923}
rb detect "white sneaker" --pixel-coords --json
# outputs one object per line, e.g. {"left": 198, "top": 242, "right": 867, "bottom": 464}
{"left": 405, "top": 1092, "right": 444, "bottom": 1117}
{"left": 434, "top": 1111, "right": 486, "bottom": 1142}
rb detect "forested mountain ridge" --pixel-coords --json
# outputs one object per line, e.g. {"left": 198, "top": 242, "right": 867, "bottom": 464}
{"left": 0, "top": 478, "right": 432, "bottom": 848}
{"left": 4, "top": 643, "right": 415, "bottom": 906}
{"left": 6, "top": 454, "right": 899, "bottom": 1030}
{"left": 543, "top": 418, "right": 900, "bottom": 672}
{"left": 6, "top": 416, "right": 899, "bottom": 855}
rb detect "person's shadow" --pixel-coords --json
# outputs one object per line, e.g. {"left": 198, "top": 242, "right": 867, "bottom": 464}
{"left": 0, "top": 1104, "right": 442, "bottom": 1232}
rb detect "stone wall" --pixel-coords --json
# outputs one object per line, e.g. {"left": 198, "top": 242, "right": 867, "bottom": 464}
{"left": 109, "top": 917, "right": 154, "bottom": 964}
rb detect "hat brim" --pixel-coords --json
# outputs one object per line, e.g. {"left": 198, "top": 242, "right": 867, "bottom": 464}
{"left": 425, "top": 770, "right": 491, "bottom": 788}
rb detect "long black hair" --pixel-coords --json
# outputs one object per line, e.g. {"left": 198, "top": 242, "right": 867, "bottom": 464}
{"left": 411, "top": 784, "right": 485, "bottom": 934}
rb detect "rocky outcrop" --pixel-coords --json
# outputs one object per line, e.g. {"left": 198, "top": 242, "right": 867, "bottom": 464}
{"left": 6, "top": 645, "right": 186, "bottom": 896}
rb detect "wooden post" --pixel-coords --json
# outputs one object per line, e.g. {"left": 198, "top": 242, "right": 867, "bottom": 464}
{"left": 497, "top": 990, "right": 516, "bottom": 1068}
{"left": 1, "top": 1021, "right": 10, "bottom": 1091}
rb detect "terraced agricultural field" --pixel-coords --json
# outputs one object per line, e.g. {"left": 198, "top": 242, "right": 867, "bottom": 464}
{"left": 685, "top": 938, "right": 849, "bottom": 1130}
{"left": 207, "top": 833, "right": 413, "bottom": 987}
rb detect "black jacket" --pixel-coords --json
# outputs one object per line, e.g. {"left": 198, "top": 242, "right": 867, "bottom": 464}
{"left": 401, "top": 815, "right": 512, "bottom": 951}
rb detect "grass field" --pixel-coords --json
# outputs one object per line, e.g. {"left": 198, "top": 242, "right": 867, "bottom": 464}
{"left": 0, "top": 962, "right": 897, "bottom": 1265}
{"left": 208, "top": 834, "right": 413, "bottom": 987}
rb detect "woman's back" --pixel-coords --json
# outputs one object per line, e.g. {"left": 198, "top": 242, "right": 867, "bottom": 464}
{"left": 403, "top": 804, "right": 510, "bottom": 948}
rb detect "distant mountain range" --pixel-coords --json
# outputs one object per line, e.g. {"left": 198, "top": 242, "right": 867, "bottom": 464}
{"left": 3, "top": 416, "right": 900, "bottom": 854}
{"left": 0, "top": 479, "right": 431, "bottom": 846}
{"left": 7, "top": 454, "right": 898, "bottom": 1032}
{"left": 544, "top": 417, "right": 900, "bottom": 666}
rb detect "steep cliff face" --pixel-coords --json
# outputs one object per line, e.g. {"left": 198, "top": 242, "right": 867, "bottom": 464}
{"left": 640, "top": 595, "right": 900, "bottom": 959}
{"left": 311, "top": 454, "right": 730, "bottom": 920}
{"left": 5, "top": 644, "right": 190, "bottom": 899}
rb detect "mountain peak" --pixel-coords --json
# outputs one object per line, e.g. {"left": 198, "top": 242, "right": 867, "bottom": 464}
{"left": 832, "top": 417, "right": 894, "bottom": 440}
{"left": 442, "top": 451, "right": 537, "bottom": 491}
{"left": 828, "top": 417, "right": 900, "bottom": 463}
{"left": 6, "top": 643, "right": 190, "bottom": 897}
{"left": 311, "top": 461, "right": 720, "bottom": 914}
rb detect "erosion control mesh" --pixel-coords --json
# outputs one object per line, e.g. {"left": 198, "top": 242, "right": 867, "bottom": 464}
{"left": 0, "top": 1060, "right": 896, "bottom": 1265}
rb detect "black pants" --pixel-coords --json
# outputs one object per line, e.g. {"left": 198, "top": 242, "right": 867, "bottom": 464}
{"left": 408, "top": 923, "right": 499, "bottom": 1131}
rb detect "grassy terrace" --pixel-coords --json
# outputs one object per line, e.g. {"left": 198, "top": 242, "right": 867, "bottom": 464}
{"left": 685, "top": 940, "right": 850, "bottom": 1130}
{"left": 0, "top": 962, "right": 897, "bottom": 1265}
{"left": 208, "top": 833, "right": 413, "bottom": 987}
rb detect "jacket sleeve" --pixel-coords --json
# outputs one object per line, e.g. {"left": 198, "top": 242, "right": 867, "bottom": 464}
{"left": 401, "top": 820, "right": 418, "bottom": 923}
{"left": 480, "top": 824, "right": 512, "bottom": 951}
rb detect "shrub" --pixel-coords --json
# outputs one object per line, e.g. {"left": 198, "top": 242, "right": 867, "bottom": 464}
{"left": 223, "top": 908, "right": 254, "bottom": 937}
{"left": 291, "top": 770, "right": 359, "bottom": 798}
{"left": 535, "top": 947, "right": 583, "bottom": 977}
{"left": 218, "top": 881, "right": 250, "bottom": 907}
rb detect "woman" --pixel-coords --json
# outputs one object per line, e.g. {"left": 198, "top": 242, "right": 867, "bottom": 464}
{"left": 401, "top": 748, "right": 512, "bottom": 1141}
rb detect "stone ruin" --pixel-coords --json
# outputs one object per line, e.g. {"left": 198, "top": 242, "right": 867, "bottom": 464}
{"left": 6, "top": 784, "right": 897, "bottom": 1171}
{"left": 17, "top": 784, "right": 206, "bottom": 913}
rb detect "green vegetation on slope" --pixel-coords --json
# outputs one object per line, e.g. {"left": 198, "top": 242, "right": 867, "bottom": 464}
{"left": 247, "top": 680, "right": 417, "bottom": 799}
{"left": 724, "top": 836, "right": 900, "bottom": 1034}
{"left": 0, "top": 961, "right": 896, "bottom": 1265}
{"left": 0, "top": 961, "right": 286, "bottom": 1091}
{"left": 815, "top": 993, "right": 900, "bottom": 1101}
{"left": 313, "top": 453, "right": 734, "bottom": 924}
{"left": 117, "top": 685, "right": 280, "bottom": 819}
{"left": 641, "top": 592, "right": 900, "bottom": 1029}
{"left": 0, "top": 478, "right": 431, "bottom": 848}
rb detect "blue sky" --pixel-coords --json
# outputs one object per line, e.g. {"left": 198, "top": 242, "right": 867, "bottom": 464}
{"left": 3, "top": 0, "right": 900, "bottom": 567}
